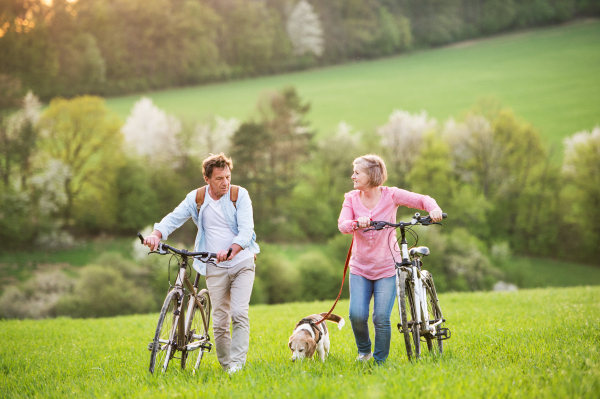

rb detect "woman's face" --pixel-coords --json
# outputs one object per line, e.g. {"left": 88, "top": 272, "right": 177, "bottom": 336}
{"left": 352, "top": 164, "right": 370, "bottom": 191}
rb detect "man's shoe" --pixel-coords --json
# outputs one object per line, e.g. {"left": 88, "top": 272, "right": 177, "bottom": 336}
{"left": 227, "top": 364, "right": 243, "bottom": 375}
{"left": 356, "top": 353, "right": 373, "bottom": 362}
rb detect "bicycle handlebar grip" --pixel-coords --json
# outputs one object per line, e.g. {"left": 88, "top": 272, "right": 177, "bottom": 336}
{"left": 137, "top": 232, "right": 144, "bottom": 244}
{"left": 442, "top": 213, "right": 448, "bottom": 219}
{"left": 226, "top": 247, "right": 233, "bottom": 259}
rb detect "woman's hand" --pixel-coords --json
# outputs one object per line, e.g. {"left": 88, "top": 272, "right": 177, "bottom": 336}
{"left": 356, "top": 216, "right": 371, "bottom": 229}
{"left": 430, "top": 210, "right": 443, "bottom": 223}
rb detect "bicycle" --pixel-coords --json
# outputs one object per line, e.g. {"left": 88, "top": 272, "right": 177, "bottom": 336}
{"left": 365, "top": 212, "right": 451, "bottom": 361}
{"left": 137, "top": 233, "right": 218, "bottom": 374}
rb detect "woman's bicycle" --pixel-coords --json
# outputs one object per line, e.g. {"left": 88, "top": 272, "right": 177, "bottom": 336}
{"left": 137, "top": 233, "right": 217, "bottom": 374}
{"left": 365, "top": 213, "right": 451, "bottom": 361}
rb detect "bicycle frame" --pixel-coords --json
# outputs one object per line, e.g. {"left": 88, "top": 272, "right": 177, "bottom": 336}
{"left": 395, "top": 225, "right": 435, "bottom": 336}
{"left": 157, "top": 257, "right": 212, "bottom": 370}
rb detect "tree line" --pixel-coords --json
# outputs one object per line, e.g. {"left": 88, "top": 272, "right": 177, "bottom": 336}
{"left": 1, "top": 0, "right": 598, "bottom": 104}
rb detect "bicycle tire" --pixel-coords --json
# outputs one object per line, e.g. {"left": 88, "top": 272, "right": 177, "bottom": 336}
{"left": 149, "top": 290, "right": 180, "bottom": 374}
{"left": 398, "top": 270, "right": 420, "bottom": 361}
{"left": 423, "top": 275, "right": 443, "bottom": 355}
{"left": 182, "top": 289, "right": 211, "bottom": 370}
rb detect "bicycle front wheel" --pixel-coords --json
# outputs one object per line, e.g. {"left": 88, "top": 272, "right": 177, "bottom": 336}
{"left": 398, "top": 270, "right": 420, "bottom": 361}
{"left": 424, "top": 275, "right": 443, "bottom": 355}
{"left": 182, "top": 289, "right": 211, "bottom": 371}
{"left": 149, "top": 290, "right": 180, "bottom": 374}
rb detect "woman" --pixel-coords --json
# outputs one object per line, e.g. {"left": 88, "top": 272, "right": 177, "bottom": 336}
{"left": 338, "top": 154, "right": 443, "bottom": 364}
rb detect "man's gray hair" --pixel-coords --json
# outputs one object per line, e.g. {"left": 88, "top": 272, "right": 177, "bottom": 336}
{"left": 353, "top": 154, "right": 388, "bottom": 187}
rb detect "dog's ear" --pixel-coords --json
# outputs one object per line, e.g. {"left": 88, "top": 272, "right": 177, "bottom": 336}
{"left": 288, "top": 339, "right": 293, "bottom": 351}
{"left": 306, "top": 339, "right": 317, "bottom": 358}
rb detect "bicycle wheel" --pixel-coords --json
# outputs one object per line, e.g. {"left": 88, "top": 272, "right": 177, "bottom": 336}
{"left": 398, "top": 270, "right": 420, "bottom": 361}
{"left": 182, "top": 289, "right": 211, "bottom": 370}
{"left": 423, "top": 275, "right": 443, "bottom": 355}
{"left": 149, "top": 290, "right": 180, "bottom": 374}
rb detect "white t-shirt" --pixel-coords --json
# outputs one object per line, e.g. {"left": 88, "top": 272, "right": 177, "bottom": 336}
{"left": 201, "top": 190, "right": 254, "bottom": 267}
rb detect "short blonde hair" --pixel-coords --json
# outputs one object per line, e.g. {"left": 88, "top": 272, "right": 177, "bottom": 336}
{"left": 203, "top": 153, "right": 233, "bottom": 178}
{"left": 353, "top": 154, "right": 388, "bottom": 187}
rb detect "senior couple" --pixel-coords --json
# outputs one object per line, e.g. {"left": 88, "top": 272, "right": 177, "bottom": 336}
{"left": 144, "top": 153, "right": 443, "bottom": 371}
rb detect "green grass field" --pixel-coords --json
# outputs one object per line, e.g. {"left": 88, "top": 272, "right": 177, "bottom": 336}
{"left": 105, "top": 20, "right": 600, "bottom": 147}
{"left": 1, "top": 286, "right": 598, "bottom": 398}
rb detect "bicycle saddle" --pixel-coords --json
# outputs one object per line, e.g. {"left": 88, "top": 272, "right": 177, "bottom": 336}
{"left": 409, "top": 246, "right": 430, "bottom": 257}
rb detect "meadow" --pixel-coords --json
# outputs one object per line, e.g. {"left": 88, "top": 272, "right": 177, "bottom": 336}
{"left": 1, "top": 286, "right": 598, "bottom": 398}
{"left": 104, "top": 20, "right": 600, "bottom": 147}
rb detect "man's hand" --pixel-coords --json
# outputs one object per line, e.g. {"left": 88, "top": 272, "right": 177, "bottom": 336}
{"left": 430, "top": 210, "right": 443, "bottom": 223}
{"left": 216, "top": 243, "right": 243, "bottom": 263}
{"left": 144, "top": 230, "right": 162, "bottom": 251}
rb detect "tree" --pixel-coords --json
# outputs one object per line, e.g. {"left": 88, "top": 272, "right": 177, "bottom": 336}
{"left": 562, "top": 126, "right": 600, "bottom": 261}
{"left": 231, "top": 86, "right": 313, "bottom": 240}
{"left": 286, "top": 0, "right": 324, "bottom": 57}
{"left": 121, "top": 97, "right": 181, "bottom": 166}
{"left": 377, "top": 109, "right": 437, "bottom": 186}
{"left": 39, "top": 96, "right": 122, "bottom": 226}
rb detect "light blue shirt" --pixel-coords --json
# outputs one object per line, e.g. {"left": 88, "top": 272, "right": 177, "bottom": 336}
{"left": 154, "top": 186, "right": 259, "bottom": 275}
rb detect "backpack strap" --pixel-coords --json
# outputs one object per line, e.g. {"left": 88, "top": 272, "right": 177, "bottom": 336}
{"left": 230, "top": 185, "right": 239, "bottom": 208}
{"left": 196, "top": 185, "right": 240, "bottom": 211}
{"left": 196, "top": 186, "right": 208, "bottom": 211}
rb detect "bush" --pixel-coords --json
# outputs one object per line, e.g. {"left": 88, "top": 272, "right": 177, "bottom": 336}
{"left": 0, "top": 270, "right": 74, "bottom": 319}
{"left": 253, "top": 244, "right": 299, "bottom": 304}
{"left": 56, "top": 253, "right": 156, "bottom": 318}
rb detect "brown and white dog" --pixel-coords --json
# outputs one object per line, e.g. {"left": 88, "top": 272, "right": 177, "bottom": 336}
{"left": 288, "top": 313, "right": 345, "bottom": 362}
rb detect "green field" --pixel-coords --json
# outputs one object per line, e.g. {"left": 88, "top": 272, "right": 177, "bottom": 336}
{"left": 1, "top": 286, "right": 599, "bottom": 398}
{"left": 105, "top": 20, "right": 600, "bottom": 147}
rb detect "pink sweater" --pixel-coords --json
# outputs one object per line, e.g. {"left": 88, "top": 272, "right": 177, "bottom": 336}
{"left": 338, "top": 186, "right": 441, "bottom": 280}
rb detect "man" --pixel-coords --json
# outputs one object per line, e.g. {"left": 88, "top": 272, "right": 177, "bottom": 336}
{"left": 143, "top": 153, "right": 259, "bottom": 374}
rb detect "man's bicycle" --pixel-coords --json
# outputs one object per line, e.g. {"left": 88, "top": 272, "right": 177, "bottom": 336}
{"left": 366, "top": 213, "right": 451, "bottom": 361}
{"left": 137, "top": 233, "right": 217, "bottom": 374}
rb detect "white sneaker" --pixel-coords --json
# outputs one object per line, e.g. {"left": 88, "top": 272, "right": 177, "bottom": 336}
{"left": 356, "top": 353, "right": 373, "bottom": 362}
{"left": 227, "top": 364, "right": 243, "bottom": 375}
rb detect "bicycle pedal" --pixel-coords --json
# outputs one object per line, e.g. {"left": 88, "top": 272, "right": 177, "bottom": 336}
{"left": 148, "top": 342, "right": 161, "bottom": 352}
{"left": 200, "top": 342, "right": 213, "bottom": 352}
{"left": 435, "top": 328, "right": 451, "bottom": 340}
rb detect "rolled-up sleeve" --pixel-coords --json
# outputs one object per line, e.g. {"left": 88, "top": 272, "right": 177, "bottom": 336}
{"left": 154, "top": 191, "right": 196, "bottom": 240}
{"left": 232, "top": 188, "right": 255, "bottom": 249}
{"left": 338, "top": 193, "right": 356, "bottom": 234}
{"left": 391, "top": 187, "right": 441, "bottom": 213}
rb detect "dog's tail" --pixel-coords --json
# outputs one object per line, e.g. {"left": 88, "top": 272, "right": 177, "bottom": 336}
{"left": 319, "top": 313, "right": 345, "bottom": 330}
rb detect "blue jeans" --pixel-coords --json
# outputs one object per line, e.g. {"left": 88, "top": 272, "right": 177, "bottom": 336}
{"left": 349, "top": 273, "right": 396, "bottom": 364}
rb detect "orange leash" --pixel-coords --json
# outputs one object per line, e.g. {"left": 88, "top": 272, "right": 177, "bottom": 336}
{"left": 315, "top": 234, "right": 354, "bottom": 325}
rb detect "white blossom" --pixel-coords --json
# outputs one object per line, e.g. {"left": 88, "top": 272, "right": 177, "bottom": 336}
{"left": 30, "top": 159, "right": 71, "bottom": 216}
{"left": 6, "top": 91, "right": 41, "bottom": 139}
{"left": 286, "top": 0, "right": 324, "bottom": 57}
{"left": 121, "top": 97, "right": 181, "bottom": 164}
{"left": 188, "top": 116, "right": 240, "bottom": 159}
{"left": 563, "top": 126, "right": 600, "bottom": 175}
{"left": 334, "top": 121, "right": 361, "bottom": 146}
{"left": 378, "top": 110, "right": 437, "bottom": 175}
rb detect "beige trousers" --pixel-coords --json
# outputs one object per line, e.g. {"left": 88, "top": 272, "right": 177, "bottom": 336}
{"left": 205, "top": 257, "right": 255, "bottom": 370}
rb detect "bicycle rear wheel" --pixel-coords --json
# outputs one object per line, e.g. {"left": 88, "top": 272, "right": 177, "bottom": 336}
{"left": 398, "top": 270, "right": 420, "bottom": 361}
{"left": 423, "top": 275, "right": 443, "bottom": 355}
{"left": 182, "top": 289, "right": 211, "bottom": 371}
{"left": 149, "top": 290, "right": 180, "bottom": 374}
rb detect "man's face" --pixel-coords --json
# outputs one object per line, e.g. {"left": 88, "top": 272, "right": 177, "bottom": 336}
{"left": 204, "top": 166, "right": 231, "bottom": 198}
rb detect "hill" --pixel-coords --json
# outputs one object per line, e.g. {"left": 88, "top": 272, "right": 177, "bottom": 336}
{"left": 104, "top": 20, "right": 600, "bottom": 148}
{"left": 1, "top": 286, "right": 599, "bottom": 398}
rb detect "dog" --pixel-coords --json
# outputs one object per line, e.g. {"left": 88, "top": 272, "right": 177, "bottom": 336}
{"left": 288, "top": 312, "right": 345, "bottom": 362}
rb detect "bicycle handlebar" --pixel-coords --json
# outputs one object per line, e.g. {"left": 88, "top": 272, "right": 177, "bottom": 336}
{"left": 137, "top": 233, "right": 217, "bottom": 261}
{"left": 365, "top": 212, "right": 448, "bottom": 232}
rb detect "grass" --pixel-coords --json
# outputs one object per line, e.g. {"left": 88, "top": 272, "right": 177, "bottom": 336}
{"left": 104, "top": 20, "right": 600, "bottom": 148}
{"left": 1, "top": 286, "right": 599, "bottom": 398}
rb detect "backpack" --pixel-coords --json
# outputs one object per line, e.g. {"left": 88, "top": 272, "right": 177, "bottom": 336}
{"left": 195, "top": 185, "right": 239, "bottom": 211}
